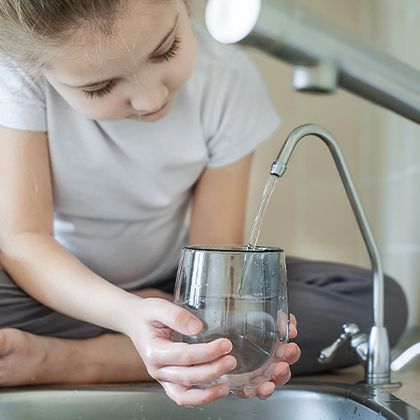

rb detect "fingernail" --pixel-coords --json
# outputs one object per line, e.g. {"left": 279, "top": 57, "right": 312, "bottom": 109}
{"left": 222, "top": 341, "right": 233, "bottom": 353}
{"left": 226, "top": 357, "right": 236, "bottom": 371}
{"left": 187, "top": 320, "right": 201, "bottom": 334}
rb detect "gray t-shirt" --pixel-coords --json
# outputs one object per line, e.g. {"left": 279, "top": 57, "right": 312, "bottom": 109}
{"left": 0, "top": 26, "right": 280, "bottom": 290}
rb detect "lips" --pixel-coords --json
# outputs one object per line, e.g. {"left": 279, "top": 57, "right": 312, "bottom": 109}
{"left": 140, "top": 102, "right": 169, "bottom": 117}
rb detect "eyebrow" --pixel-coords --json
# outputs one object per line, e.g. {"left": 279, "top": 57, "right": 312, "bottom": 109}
{"left": 70, "top": 14, "right": 180, "bottom": 89}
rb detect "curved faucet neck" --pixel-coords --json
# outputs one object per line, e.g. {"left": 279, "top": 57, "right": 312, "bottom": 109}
{"left": 271, "top": 124, "right": 391, "bottom": 384}
{"left": 271, "top": 123, "right": 384, "bottom": 328}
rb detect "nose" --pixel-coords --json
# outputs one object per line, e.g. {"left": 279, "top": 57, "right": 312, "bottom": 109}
{"left": 130, "top": 83, "right": 169, "bottom": 115}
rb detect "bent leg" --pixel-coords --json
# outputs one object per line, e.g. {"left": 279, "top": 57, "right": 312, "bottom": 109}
{"left": 0, "top": 268, "right": 107, "bottom": 339}
{"left": 286, "top": 256, "right": 408, "bottom": 375}
{"left": 0, "top": 328, "right": 152, "bottom": 386}
{"left": 0, "top": 268, "right": 173, "bottom": 386}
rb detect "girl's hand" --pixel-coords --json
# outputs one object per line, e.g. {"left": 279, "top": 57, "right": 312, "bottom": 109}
{"left": 132, "top": 288, "right": 173, "bottom": 301}
{"left": 127, "top": 298, "right": 236, "bottom": 407}
{"left": 258, "top": 313, "right": 300, "bottom": 399}
{"left": 233, "top": 313, "right": 301, "bottom": 399}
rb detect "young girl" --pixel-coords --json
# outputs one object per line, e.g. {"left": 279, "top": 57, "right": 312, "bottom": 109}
{"left": 0, "top": 0, "right": 408, "bottom": 407}
{"left": 0, "top": 0, "right": 300, "bottom": 407}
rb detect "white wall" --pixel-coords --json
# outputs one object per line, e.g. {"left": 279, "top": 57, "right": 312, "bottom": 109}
{"left": 361, "top": 0, "right": 420, "bottom": 327}
{"left": 192, "top": 1, "right": 420, "bottom": 327}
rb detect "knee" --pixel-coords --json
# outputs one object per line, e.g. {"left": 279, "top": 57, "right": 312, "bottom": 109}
{"left": 383, "top": 273, "right": 408, "bottom": 347}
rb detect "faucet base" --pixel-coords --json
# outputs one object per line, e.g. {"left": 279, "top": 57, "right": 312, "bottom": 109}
{"left": 366, "top": 326, "right": 391, "bottom": 385}
{"left": 357, "top": 380, "right": 402, "bottom": 390}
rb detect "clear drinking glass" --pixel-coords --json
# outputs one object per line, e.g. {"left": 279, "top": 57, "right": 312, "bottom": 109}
{"left": 172, "top": 245, "right": 289, "bottom": 396}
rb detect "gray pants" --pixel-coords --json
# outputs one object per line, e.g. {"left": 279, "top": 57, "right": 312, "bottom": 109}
{"left": 0, "top": 257, "right": 408, "bottom": 375}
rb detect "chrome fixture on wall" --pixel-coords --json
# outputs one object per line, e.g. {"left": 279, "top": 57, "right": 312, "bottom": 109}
{"left": 270, "top": 124, "right": 391, "bottom": 385}
{"left": 206, "top": 0, "right": 420, "bottom": 124}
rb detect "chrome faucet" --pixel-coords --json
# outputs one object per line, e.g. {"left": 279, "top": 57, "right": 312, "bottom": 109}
{"left": 206, "top": 0, "right": 420, "bottom": 124}
{"left": 270, "top": 124, "right": 391, "bottom": 385}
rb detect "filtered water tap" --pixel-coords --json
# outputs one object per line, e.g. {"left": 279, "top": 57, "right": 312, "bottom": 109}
{"left": 270, "top": 124, "right": 391, "bottom": 386}
{"left": 206, "top": 0, "right": 420, "bottom": 124}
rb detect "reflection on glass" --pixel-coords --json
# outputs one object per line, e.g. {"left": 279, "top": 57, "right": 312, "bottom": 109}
{"left": 173, "top": 245, "right": 289, "bottom": 396}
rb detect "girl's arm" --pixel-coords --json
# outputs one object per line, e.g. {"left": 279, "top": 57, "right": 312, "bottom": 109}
{"left": 0, "top": 126, "right": 133, "bottom": 331}
{"left": 188, "top": 154, "right": 254, "bottom": 245}
{"left": 0, "top": 126, "right": 234, "bottom": 406}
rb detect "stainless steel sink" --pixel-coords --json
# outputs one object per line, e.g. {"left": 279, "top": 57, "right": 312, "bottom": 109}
{"left": 1, "top": 382, "right": 419, "bottom": 420}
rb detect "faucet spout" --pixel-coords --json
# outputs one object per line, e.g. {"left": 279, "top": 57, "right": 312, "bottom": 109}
{"left": 272, "top": 124, "right": 391, "bottom": 385}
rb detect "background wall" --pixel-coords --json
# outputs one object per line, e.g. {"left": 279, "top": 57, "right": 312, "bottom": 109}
{"left": 192, "top": 1, "right": 420, "bottom": 328}
{"left": 362, "top": 0, "right": 420, "bottom": 328}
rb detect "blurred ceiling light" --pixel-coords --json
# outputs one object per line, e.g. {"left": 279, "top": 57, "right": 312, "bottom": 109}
{"left": 205, "top": 0, "right": 261, "bottom": 44}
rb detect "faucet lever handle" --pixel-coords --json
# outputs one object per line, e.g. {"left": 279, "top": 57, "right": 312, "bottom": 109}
{"left": 318, "top": 323, "right": 361, "bottom": 364}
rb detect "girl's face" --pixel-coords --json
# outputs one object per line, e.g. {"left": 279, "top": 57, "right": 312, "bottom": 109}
{"left": 44, "top": 0, "right": 196, "bottom": 122}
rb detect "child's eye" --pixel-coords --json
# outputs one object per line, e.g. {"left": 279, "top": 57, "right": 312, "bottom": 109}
{"left": 152, "top": 38, "right": 181, "bottom": 64}
{"left": 83, "top": 80, "right": 116, "bottom": 100}
{"left": 80, "top": 38, "right": 181, "bottom": 100}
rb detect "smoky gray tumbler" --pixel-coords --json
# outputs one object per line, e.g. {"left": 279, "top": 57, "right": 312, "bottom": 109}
{"left": 173, "top": 245, "right": 289, "bottom": 396}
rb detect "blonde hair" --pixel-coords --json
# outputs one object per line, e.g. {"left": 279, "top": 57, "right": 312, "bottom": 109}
{"left": 0, "top": 0, "right": 188, "bottom": 76}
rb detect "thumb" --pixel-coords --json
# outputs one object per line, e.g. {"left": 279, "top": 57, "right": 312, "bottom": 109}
{"left": 149, "top": 300, "right": 203, "bottom": 336}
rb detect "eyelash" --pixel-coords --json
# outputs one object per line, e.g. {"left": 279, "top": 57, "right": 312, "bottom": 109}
{"left": 152, "top": 37, "right": 181, "bottom": 63}
{"left": 83, "top": 80, "right": 116, "bottom": 100}
{"left": 83, "top": 37, "right": 182, "bottom": 100}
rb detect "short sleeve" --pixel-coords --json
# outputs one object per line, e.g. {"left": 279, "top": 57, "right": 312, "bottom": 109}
{"left": 203, "top": 48, "right": 281, "bottom": 168}
{"left": 0, "top": 57, "right": 47, "bottom": 131}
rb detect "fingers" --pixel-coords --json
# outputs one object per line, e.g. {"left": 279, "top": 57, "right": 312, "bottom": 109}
{"left": 254, "top": 340, "right": 300, "bottom": 401}
{"left": 275, "top": 341, "right": 301, "bottom": 366}
{"left": 253, "top": 363, "right": 292, "bottom": 401}
{"left": 257, "top": 381, "right": 276, "bottom": 400}
{"left": 155, "top": 354, "right": 237, "bottom": 386}
{"left": 161, "top": 382, "right": 230, "bottom": 407}
{"left": 271, "top": 362, "right": 292, "bottom": 385}
{"left": 144, "top": 299, "right": 203, "bottom": 336}
{"left": 147, "top": 337, "right": 233, "bottom": 367}
{"left": 137, "top": 301, "right": 300, "bottom": 406}
{"left": 282, "top": 342, "right": 301, "bottom": 365}
{"left": 289, "top": 313, "right": 298, "bottom": 339}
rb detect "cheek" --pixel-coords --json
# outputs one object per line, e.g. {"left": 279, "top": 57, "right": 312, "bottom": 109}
{"left": 53, "top": 86, "right": 129, "bottom": 120}
{"left": 167, "top": 35, "right": 197, "bottom": 90}
{"left": 75, "top": 98, "right": 127, "bottom": 120}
